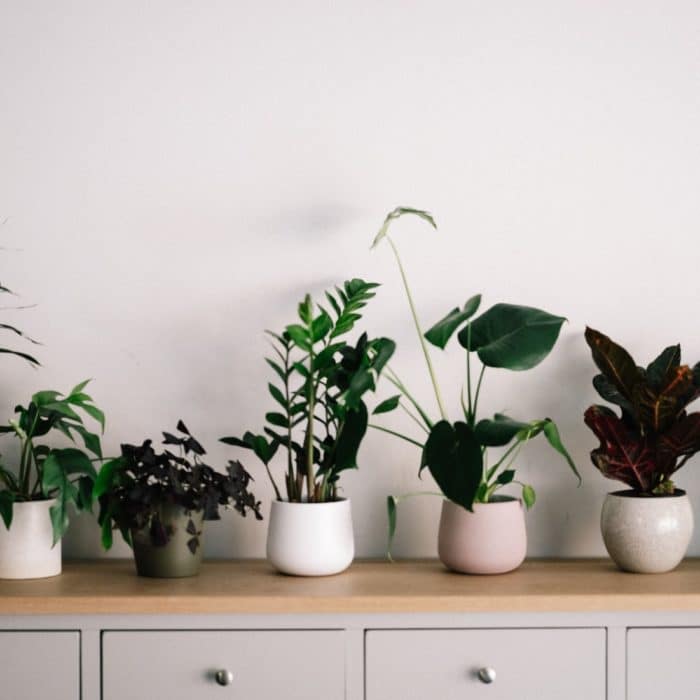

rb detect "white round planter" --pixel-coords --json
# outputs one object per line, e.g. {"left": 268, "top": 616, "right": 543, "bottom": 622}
{"left": 266, "top": 499, "right": 354, "bottom": 576}
{"left": 0, "top": 499, "right": 61, "bottom": 579}
{"left": 601, "top": 490, "right": 694, "bottom": 574}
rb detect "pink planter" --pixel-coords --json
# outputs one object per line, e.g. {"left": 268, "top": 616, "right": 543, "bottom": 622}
{"left": 437, "top": 498, "right": 527, "bottom": 574}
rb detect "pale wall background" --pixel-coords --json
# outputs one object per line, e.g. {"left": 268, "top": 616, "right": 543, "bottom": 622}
{"left": 1, "top": 0, "right": 699, "bottom": 560}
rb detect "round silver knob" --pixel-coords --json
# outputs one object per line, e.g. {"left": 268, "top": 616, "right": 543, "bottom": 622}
{"left": 215, "top": 669, "right": 234, "bottom": 686}
{"left": 477, "top": 667, "right": 496, "bottom": 684}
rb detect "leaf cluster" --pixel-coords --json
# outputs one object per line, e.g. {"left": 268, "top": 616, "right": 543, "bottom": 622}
{"left": 96, "top": 421, "right": 262, "bottom": 552}
{"left": 0, "top": 380, "right": 104, "bottom": 544}
{"left": 222, "top": 279, "right": 395, "bottom": 502}
{"left": 584, "top": 327, "right": 700, "bottom": 493}
{"left": 0, "top": 278, "right": 40, "bottom": 367}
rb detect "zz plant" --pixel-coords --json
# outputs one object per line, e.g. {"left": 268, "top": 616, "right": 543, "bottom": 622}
{"left": 0, "top": 381, "right": 105, "bottom": 544}
{"left": 96, "top": 421, "right": 262, "bottom": 552}
{"left": 371, "top": 208, "right": 580, "bottom": 550}
{"left": 222, "top": 279, "right": 395, "bottom": 503}
{"left": 584, "top": 327, "right": 700, "bottom": 494}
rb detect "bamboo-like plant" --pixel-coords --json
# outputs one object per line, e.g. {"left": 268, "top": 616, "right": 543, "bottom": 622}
{"left": 371, "top": 208, "right": 580, "bottom": 552}
{"left": 222, "top": 279, "right": 395, "bottom": 503}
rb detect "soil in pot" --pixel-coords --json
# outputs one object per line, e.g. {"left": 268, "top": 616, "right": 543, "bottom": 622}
{"left": 600, "top": 489, "right": 693, "bottom": 574}
{"left": 131, "top": 505, "right": 204, "bottom": 578}
{"left": 438, "top": 496, "right": 527, "bottom": 575}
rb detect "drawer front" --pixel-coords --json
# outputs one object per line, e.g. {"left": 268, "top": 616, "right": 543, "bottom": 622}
{"left": 366, "top": 628, "right": 606, "bottom": 700}
{"left": 0, "top": 631, "right": 80, "bottom": 700}
{"left": 102, "top": 630, "right": 345, "bottom": 700}
{"left": 628, "top": 628, "right": 700, "bottom": 700}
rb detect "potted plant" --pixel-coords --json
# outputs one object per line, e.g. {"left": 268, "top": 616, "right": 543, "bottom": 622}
{"left": 584, "top": 327, "right": 700, "bottom": 573}
{"left": 0, "top": 381, "right": 104, "bottom": 578}
{"left": 222, "top": 278, "right": 395, "bottom": 576}
{"left": 96, "top": 421, "right": 262, "bottom": 578}
{"left": 372, "top": 207, "right": 580, "bottom": 574}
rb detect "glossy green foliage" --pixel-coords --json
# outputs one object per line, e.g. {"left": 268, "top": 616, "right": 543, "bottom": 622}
{"left": 584, "top": 327, "right": 700, "bottom": 493}
{"left": 222, "top": 279, "right": 395, "bottom": 503}
{"left": 0, "top": 381, "right": 104, "bottom": 544}
{"left": 371, "top": 206, "right": 578, "bottom": 555}
{"left": 458, "top": 303, "right": 566, "bottom": 370}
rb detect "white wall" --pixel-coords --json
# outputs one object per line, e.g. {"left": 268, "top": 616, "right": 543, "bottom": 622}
{"left": 1, "top": 0, "right": 699, "bottom": 560}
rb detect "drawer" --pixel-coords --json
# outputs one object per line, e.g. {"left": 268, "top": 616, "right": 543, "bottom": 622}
{"left": 102, "top": 630, "right": 345, "bottom": 700}
{"left": 0, "top": 631, "right": 79, "bottom": 700}
{"left": 366, "top": 628, "right": 605, "bottom": 700}
{"left": 628, "top": 628, "right": 700, "bottom": 700}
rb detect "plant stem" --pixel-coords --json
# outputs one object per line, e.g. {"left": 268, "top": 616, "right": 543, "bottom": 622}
{"left": 369, "top": 423, "right": 424, "bottom": 449}
{"left": 385, "top": 367, "right": 433, "bottom": 429}
{"left": 400, "top": 402, "right": 429, "bottom": 434}
{"left": 387, "top": 236, "right": 447, "bottom": 421}
{"left": 472, "top": 365, "right": 486, "bottom": 422}
{"left": 305, "top": 350, "right": 316, "bottom": 502}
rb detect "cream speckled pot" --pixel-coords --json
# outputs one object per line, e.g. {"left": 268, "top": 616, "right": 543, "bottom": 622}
{"left": 0, "top": 499, "right": 61, "bottom": 579}
{"left": 266, "top": 499, "right": 354, "bottom": 577}
{"left": 438, "top": 497, "right": 527, "bottom": 575}
{"left": 601, "top": 490, "right": 694, "bottom": 574}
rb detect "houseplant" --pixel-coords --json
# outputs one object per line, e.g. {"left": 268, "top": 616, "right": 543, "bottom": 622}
{"left": 584, "top": 327, "right": 700, "bottom": 573}
{"left": 0, "top": 381, "right": 104, "bottom": 578}
{"left": 96, "top": 421, "right": 262, "bottom": 578}
{"left": 373, "top": 207, "right": 580, "bottom": 574}
{"left": 222, "top": 278, "right": 395, "bottom": 576}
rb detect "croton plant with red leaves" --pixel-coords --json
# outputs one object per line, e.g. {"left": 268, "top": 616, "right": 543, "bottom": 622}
{"left": 584, "top": 327, "right": 700, "bottom": 494}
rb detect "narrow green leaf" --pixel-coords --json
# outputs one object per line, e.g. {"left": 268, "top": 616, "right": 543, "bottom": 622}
{"left": 386, "top": 495, "right": 398, "bottom": 561}
{"left": 70, "top": 379, "right": 92, "bottom": 396}
{"left": 371, "top": 206, "right": 437, "bottom": 249}
{"left": 265, "top": 412, "right": 289, "bottom": 428}
{"left": 265, "top": 358, "right": 286, "bottom": 383}
{"left": 286, "top": 324, "right": 310, "bottom": 350}
{"left": 0, "top": 491, "right": 14, "bottom": 529}
{"left": 542, "top": 420, "right": 581, "bottom": 483}
{"left": 372, "top": 395, "right": 401, "bottom": 415}
{"left": 522, "top": 484, "right": 536, "bottom": 509}
{"left": 268, "top": 383, "right": 287, "bottom": 409}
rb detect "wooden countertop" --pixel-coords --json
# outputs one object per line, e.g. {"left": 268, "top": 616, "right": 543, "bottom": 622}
{"left": 0, "top": 558, "right": 698, "bottom": 615}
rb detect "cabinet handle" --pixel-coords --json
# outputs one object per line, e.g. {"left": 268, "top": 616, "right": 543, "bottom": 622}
{"left": 215, "top": 669, "right": 234, "bottom": 686}
{"left": 477, "top": 667, "right": 496, "bottom": 684}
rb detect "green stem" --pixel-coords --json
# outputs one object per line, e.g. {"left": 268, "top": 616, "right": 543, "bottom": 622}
{"left": 387, "top": 236, "right": 447, "bottom": 421}
{"left": 369, "top": 424, "right": 424, "bottom": 449}
{"left": 385, "top": 367, "right": 433, "bottom": 429}
{"left": 471, "top": 365, "right": 486, "bottom": 422}
{"left": 466, "top": 326, "right": 473, "bottom": 423}
{"left": 400, "top": 402, "right": 429, "bottom": 434}
{"left": 305, "top": 352, "right": 316, "bottom": 502}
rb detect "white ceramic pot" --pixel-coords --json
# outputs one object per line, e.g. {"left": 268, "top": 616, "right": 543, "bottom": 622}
{"left": 0, "top": 499, "right": 61, "bottom": 579}
{"left": 601, "top": 490, "right": 694, "bottom": 574}
{"left": 266, "top": 499, "right": 354, "bottom": 576}
{"left": 438, "top": 497, "right": 527, "bottom": 575}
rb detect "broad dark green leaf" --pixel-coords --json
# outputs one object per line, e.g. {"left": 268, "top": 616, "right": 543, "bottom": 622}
{"left": 475, "top": 414, "right": 533, "bottom": 447}
{"left": 369, "top": 337, "right": 396, "bottom": 376}
{"left": 93, "top": 458, "right": 124, "bottom": 499}
{"left": 460, "top": 304, "right": 566, "bottom": 370}
{"left": 0, "top": 491, "right": 14, "bottom": 529}
{"left": 334, "top": 402, "right": 368, "bottom": 473}
{"left": 424, "top": 294, "right": 482, "bottom": 349}
{"left": 423, "top": 421, "right": 483, "bottom": 511}
{"left": 373, "top": 395, "right": 401, "bottom": 415}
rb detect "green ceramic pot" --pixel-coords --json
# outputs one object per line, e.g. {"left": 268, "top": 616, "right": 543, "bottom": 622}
{"left": 131, "top": 505, "right": 204, "bottom": 578}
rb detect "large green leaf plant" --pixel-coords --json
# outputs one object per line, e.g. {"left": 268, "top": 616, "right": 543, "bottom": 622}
{"left": 372, "top": 208, "right": 580, "bottom": 553}
{"left": 222, "top": 279, "right": 395, "bottom": 503}
{"left": 0, "top": 381, "right": 105, "bottom": 544}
